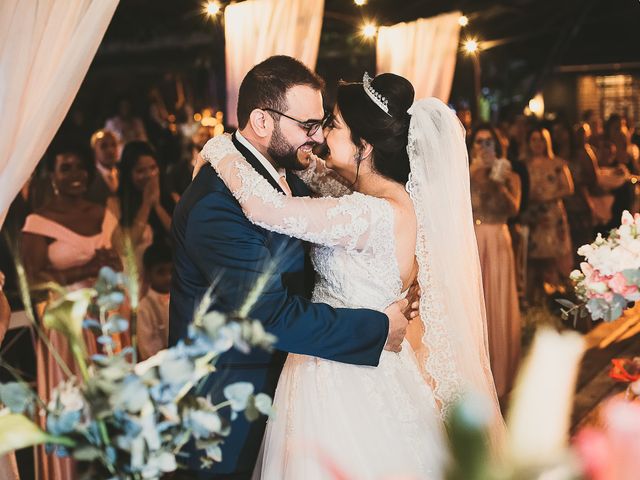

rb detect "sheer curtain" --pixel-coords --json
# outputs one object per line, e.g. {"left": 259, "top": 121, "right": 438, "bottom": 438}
{"left": 224, "top": 0, "right": 324, "bottom": 128}
{"left": 0, "top": 0, "right": 119, "bottom": 225}
{"left": 377, "top": 11, "right": 461, "bottom": 102}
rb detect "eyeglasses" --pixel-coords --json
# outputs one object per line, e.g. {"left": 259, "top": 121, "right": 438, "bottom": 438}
{"left": 474, "top": 138, "right": 495, "bottom": 147}
{"left": 263, "top": 108, "right": 332, "bottom": 137}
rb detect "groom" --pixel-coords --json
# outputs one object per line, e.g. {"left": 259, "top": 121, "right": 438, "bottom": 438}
{"left": 169, "top": 55, "right": 410, "bottom": 479}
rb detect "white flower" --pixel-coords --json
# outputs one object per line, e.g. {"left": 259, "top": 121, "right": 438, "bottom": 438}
{"left": 569, "top": 270, "right": 584, "bottom": 282}
{"left": 224, "top": 382, "right": 254, "bottom": 411}
{"left": 586, "top": 281, "right": 608, "bottom": 294}
{"left": 49, "top": 380, "right": 84, "bottom": 412}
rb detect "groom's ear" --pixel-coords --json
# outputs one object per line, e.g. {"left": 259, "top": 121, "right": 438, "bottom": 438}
{"left": 249, "top": 109, "right": 272, "bottom": 139}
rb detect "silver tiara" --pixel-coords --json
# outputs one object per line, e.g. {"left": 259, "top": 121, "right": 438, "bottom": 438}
{"left": 362, "top": 72, "right": 392, "bottom": 117}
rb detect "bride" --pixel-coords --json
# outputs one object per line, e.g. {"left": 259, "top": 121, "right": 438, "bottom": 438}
{"left": 201, "top": 73, "right": 504, "bottom": 478}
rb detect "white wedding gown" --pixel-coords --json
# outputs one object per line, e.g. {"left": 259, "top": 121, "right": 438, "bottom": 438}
{"left": 202, "top": 135, "right": 447, "bottom": 479}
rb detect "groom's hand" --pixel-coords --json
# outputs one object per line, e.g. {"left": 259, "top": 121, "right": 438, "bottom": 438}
{"left": 383, "top": 298, "right": 409, "bottom": 353}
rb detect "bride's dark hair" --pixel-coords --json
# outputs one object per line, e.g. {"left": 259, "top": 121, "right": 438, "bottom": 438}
{"left": 336, "top": 73, "right": 415, "bottom": 184}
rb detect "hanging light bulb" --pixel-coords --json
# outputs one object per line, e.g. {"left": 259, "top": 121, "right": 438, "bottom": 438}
{"left": 458, "top": 15, "right": 469, "bottom": 27}
{"left": 203, "top": 1, "right": 221, "bottom": 16}
{"left": 463, "top": 38, "right": 479, "bottom": 54}
{"left": 362, "top": 22, "right": 378, "bottom": 39}
{"left": 354, "top": 0, "right": 367, "bottom": 5}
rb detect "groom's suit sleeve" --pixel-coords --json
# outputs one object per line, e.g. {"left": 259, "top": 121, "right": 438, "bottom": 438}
{"left": 185, "top": 188, "right": 389, "bottom": 367}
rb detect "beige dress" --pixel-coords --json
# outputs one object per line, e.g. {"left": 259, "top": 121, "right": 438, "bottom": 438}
{"left": 523, "top": 157, "right": 573, "bottom": 260}
{"left": 471, "top": 165, "right": 522, "bottom": 399}
{"left": 22, "top": 210, "right": 118, "bottom": 480}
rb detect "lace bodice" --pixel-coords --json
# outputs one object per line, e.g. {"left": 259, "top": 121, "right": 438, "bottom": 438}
{"left": 201, "top": 134, "right": 403, "bottom": 311}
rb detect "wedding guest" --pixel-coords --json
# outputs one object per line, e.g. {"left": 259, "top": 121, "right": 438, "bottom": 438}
{"left": 137, "top": 242, "right": 172, "bottom": 360}
{"left": 502, "top": 121, "right": 530, "bottom": 306}
{"left": 507, "top": 114, "right": 531, "bottom": 163}
{"left": 564, "top": 123, "right": 600, "bottom": 256}
{"left": 581, "top": 109, "right": 603, "bottom": 144}
{"left": 551, "top": 119, "right": 574, "bottom": 162}
{"left": 591, "top": 139, "right": 628, "bottom": 230}
{"left": 109, "top": 141, "right": 174, "bottom": 270}
{"left": 0, "top": 272, "right": 20, "bottom": 480}
{"left": 456, "top": 102, "right": 472, "bottom": 136}
{"left": 606, "top": 114, "right": 639, "bottom": 167}
{"left": 86, "top": 129, "right": 119, "bottom": 206}
{"left": 105, "top": 96, "right": 148, "bottom": 147}
{"left": 603, "top": 114, "right": 640, "bottom": 229}
{"left": 469, "top": 124, "right": 522, "bottom": 403}
{"left": 522, "top": 127, "right": 574, "bottom": 300}
{"left": 22, "top": 147, "right": 121, "bottom": 286}
{"left": 21, "top": 146, "right": 121, "bottom": 480}
{"left": 166, "top": 124, "right": 212, "bottom": 203}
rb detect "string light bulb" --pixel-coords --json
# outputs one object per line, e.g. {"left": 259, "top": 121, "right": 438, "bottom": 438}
{"left": 463, "top": 38, "right": 479, "bottom": 54}
{"left": 204, "top": 1, "right": 221, "bottom": 16}
{"left": 528, "top": 93, "right": 545, "bottom": 118}
{"left": 458, "top": 15, "right": 469, "bottom": 27}
{"left": 354, "top": 0, "right": 367, "bottom": 5}
{"left": 362, "top": 22, "right": 378, "bottom": 39}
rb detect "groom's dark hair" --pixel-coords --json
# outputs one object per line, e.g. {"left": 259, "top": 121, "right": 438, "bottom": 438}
{"left": 237, "top": 55, "right": 324, "bottom": 129}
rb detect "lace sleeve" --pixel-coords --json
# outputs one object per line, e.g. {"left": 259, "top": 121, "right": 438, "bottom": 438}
{"left": 201, "top": 135, "right": 383, "bottom": 251}
{"left": 295, "top": 153, "right": 353, "bottom": 197}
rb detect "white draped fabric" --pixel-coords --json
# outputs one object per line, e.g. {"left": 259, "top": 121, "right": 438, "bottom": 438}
{"left": 224, "top": 0, "right": 324, "bottom": 128}
{"left": 0, "top": 0, "right": 119, "bottom": 225}
{"left": 377, "top": 11, "right": 461, "bottom": 103}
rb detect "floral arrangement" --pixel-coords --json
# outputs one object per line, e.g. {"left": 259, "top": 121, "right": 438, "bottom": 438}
{"left": 608, "top": 357, "right": 640, "bottom": 400}
{"left": 0, "top": 267, "right": 274, "bottom": 479}
{"left": 562, "top": 211, "right": 640, "bottom": 322}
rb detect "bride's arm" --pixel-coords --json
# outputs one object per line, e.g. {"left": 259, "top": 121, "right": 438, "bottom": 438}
{"left": 295, "top": 152, "right": 353, "bottom": 197}
{"left": 202, "top": 136, "right": 382, "bottom": 251}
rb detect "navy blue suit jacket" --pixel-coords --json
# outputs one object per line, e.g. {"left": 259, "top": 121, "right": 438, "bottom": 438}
{"left": 169, "top": 133, "right": 388, "bottom": 476}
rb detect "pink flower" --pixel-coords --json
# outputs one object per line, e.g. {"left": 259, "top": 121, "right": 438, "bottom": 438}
{"left": 581, "top": 262, "right": 594, "bottom": 278}
{"left": 574, "top": 427, "right": 610, "bottom": 480}
{"left": 609, "top": 273, "right": 629, "bottom": 295}
{"left": 573, "top": 399, "right": 640, "bottom": 480}
{"left": 608, "top": 273, "right": 639, "bottom": 298}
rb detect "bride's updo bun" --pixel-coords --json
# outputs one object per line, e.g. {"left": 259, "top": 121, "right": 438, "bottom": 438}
{"left": 336, "top": 73, "right": 415, "bottom": 184}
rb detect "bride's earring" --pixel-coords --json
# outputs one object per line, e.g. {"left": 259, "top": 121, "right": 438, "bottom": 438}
{"left": 51, "top": 180, "right": 60, "bottom": 196}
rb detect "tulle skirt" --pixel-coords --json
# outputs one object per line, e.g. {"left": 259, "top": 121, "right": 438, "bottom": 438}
{"left": 254, "top": 340, "right": 447, "bottom": 479}
{"left": 475, "top": 223, "right": 522, "bottom": 399}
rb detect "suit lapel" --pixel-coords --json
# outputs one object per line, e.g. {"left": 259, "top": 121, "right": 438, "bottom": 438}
{"left": 287, "top": 172, "right": 310, "bottom": 198}
{"left": 231, "top": 132, "right": 285, "bottom": 195}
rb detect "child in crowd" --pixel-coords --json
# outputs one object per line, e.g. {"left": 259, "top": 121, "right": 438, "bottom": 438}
{"left": 137, "top": 242, "right": 172, "bottom": 360}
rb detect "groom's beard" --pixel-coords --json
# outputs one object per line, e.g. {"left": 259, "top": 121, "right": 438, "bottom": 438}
{"left": 268, "top": 123, "right": 316, "bottom": 171}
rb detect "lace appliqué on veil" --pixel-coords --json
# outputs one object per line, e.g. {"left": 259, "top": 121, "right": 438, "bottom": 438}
{"left": 406, "top": 128, "right": 463, "bottom": 419}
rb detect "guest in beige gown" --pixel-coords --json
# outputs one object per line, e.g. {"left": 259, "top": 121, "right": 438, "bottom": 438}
{"left": 522, "top": 127, "right": 574, "bottom": 300}
{"left": 21, "top": 147, "right": 122, "bottom": 480}
{"left": 469, "top": 124, "right": 522, "bottom": 404}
